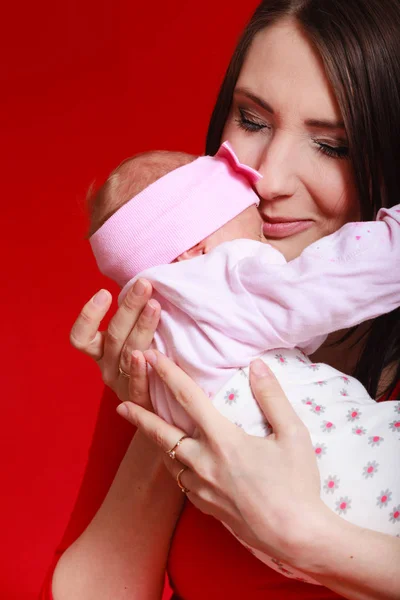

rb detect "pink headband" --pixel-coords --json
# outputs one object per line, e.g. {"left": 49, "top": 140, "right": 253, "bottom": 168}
{"left": 90, "top": 141, "right": 262, "bottom": 291}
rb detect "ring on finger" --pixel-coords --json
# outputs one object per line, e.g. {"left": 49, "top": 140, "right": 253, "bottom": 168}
{"left": 118, "top": 365, "right": 130, "bottom": 379}
{"left": 166, "top": 435, "right": 189, "bottom": 460}
{"left": 176, "top": 467, "right": 190, "bottom": 494}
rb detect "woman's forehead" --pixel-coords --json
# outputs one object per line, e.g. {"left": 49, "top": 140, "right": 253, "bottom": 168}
{"left": 236, "top": 19, "right": 342, "bottom": 124}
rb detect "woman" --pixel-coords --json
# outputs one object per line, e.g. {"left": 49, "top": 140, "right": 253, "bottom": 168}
{"left": 47, "top": 1, "right": 400, "bottom": 598}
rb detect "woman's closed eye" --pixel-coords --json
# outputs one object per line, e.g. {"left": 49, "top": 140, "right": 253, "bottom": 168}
{"left": 235, "top": 107, "right": 270, "bottom": 133}
{"left": 313, "top": 139, "right": 349, "bottom": 160}
{"left": 234, "top": 107, "right": 349, "bottom": 161}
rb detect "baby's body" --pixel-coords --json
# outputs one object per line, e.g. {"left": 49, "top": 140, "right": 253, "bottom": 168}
{"left": 90, "top": 142, "right": 400, "bottom": 583}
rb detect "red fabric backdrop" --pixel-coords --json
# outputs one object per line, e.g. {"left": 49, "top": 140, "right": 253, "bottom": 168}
{"left": 1, "top": 2, "right": 260, "bottom": 598}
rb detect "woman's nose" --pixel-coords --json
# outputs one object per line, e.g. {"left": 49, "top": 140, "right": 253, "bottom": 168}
{"left": 254, "top": 134, "right": 299, "bottom": 203}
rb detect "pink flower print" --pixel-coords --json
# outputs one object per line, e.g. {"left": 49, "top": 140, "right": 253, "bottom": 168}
{"left": 340, "top": 388, "right": 349, "bottom": 397}
{"left": 309, "top": 364, "right": 320, "bottom": 372}
{"left": 389, "top": 420, "right": 400, "bottom": 433}
{"left": 302, "top": 397, "right": 314, "bottom": 407}
{"left": 395, "top": 402, "right": 400, "bottom": 415}
{"left": 347, "top": 408, "right": 362, "bottom": 422}
{"left": 324, "top": 475, "right": 340, "bottom": 494}
{"left": 377, "top": 489, "right": 392, "bottom": 508}
{"left": 275, "top": 353, "right": 288, "bottom": 365}
{"left": 340, "top": 376, "right": 350, "bottom": 385}
{"left": 312, "top": 403, "right": 326, "bottom": 416}
{"left": 335, "top": 497, "right": 352, "bottom": 515}
{"left": 314, "top": 380, "right": 327, "bottom": 387}
{"left": 368, "top": 435, "right": 384, "bottom": 447}
{"left": 321, "top": 420, "right": 336, "bottom": 433}
{"left": 314, "top": 442, "right": 327, "bottom": 459}
{"left": 296, "top": 355, "right": 307, "bottom": 364}
{"left": 352, "top": 425, "right": 367, "bottom": 436}
{"left": 224, "top": 389, "right": 239, "bottom": 404}
{"left": 389, "top": 506, "right": 400, "bottom": 524}
{"left": 362, "top": 460, "right": 379, "bottom": 479}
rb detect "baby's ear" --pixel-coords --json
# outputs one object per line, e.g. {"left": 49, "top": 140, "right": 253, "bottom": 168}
{"left": 176, "top": 241, "right": 205, "bottom": 262}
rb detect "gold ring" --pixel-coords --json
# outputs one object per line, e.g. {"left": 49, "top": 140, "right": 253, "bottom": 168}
{"left": 118, "top": 365, "right": 130, "bottom": 378}
{"left": 166, "top": 435, "right": 189, "bottom": 460}
{"left": 176, "top": 467, "right": 190, "bottom": 494}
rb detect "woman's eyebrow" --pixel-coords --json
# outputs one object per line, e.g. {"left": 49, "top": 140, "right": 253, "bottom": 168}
{"left": 234, "top": 86, "right": 345, "bottom": 130}
{"left": 305, "top": 117, "right": 345, "bottom": 130}
{"left": 234, "top": 87, "right": 274, "bottom": 113}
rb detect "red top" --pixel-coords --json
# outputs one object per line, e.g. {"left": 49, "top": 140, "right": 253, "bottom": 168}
{"left": 40, "top": 381, "right": 400, "bottom": 600}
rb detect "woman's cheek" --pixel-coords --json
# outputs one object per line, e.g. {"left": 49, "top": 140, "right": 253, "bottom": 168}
{"left": 312, "top": 161, "right": 359, "bottom": 226}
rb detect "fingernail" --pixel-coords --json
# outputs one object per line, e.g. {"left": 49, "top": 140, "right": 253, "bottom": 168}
{"left": 132, "top": 350, "right": 141, "bottom": 360}
{"left": 92, "top": 289, "right": 110, "bottom": 306}
{"left": 144, "top": 349, "right": 157, "bottom": 365}
{"left": 116, "top": 403, "right": 129, "bottom": 417}
{"left": 250, "top": 359, "right": 270, "bottom": 378}
{"left": 143, "top": 301, "right": 156, "bottom": 317}
{"left": 133, "top": 279, "right": 146, "bottom": 296}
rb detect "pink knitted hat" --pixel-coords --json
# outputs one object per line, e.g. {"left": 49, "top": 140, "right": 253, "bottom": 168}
{"left": 90, "top": 141, "right": 262, "bottom": 290}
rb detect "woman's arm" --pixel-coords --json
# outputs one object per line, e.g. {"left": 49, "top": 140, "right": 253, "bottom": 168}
{"left": 52, "top": 429, "right": 183, "bottom": 600}
{"left": 51, "top": 283, "right": 184, "bottom": 600}
{"left": 117, "top": 350, "right": 400, "bottom": 600}
{"left": 293, "top": 508, "right": 400, "bottom": 600}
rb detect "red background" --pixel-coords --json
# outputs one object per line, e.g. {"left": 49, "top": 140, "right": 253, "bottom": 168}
{"left": 1, "top": 1, "right": 260, "bottom": 598}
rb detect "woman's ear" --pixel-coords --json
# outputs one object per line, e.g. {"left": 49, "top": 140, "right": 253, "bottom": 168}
{"left": 176, "top": 241, "right": 205, "bottom": 262}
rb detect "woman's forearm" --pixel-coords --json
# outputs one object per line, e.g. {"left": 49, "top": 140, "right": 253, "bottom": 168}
{"left": 290, "top": 505, "right": 400, "bottom": 600}
{"left": 52, "top": 431, "right": 184, "bottom": 600}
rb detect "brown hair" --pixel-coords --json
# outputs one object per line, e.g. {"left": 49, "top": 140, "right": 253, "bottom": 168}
{"left": 206, "top": 0, "right": 400, "bottom": 398}
{"left": 87, "top": 150, "right": 196, "bottom": 236}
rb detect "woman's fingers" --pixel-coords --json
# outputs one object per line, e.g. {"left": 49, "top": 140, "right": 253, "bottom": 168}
{"left": 119, "top": 299, "right": 161, "bottom": 370}
{"left": 128, "top": 350, "right": 152, "bottom": 410}
{"left": 249, "top": 359, "right": 305, "bottom": 437}
{"left": 69, "top": 289, "right": 112, "bottom": 360}
{"left": 104, "top": 279, "right": 153, "bottom": 374}
{"left": 116, "top": 401, "right": 197, "bottom": 466}
{"left": 143, "top": 350, "right": 230, "bottom": 438}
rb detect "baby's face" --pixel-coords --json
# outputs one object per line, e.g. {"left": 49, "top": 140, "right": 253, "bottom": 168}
{"left": 202, "top": 205, "right": 266, "bottom": 252}
{"left": 175, "top": 205, "right": 267, "bottom": 262}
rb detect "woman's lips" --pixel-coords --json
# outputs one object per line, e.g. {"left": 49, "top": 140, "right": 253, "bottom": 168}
{"left": 262, "top": 218, "right": 313, "bottom": 238}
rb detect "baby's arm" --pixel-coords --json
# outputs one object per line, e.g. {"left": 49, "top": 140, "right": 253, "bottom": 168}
{"left": 236, "top": 204, "right": 400, "bottom": 350}
{"left": 144, "top": 204, "right": 400, "bottom": 358}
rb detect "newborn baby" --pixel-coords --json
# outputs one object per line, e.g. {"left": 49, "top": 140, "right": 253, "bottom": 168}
{"left": 89, "top": 142, "right": 400, "bottom": 584}
{"left": 88, "top": 146, "right": 266, "bottom": 269}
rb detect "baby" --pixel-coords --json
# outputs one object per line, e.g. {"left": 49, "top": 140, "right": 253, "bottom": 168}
{"left": 90, "top": 142, "right": 400, "bottom": 583}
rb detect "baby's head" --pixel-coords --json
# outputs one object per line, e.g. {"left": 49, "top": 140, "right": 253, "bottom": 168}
{"left": 88, "top": 150, "right": 196, "bottom": 236}
{"left": 89, "top": 141, "right": 264, "bottom": 290}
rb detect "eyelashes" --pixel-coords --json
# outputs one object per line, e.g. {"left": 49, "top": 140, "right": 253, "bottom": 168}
{"left": 314, "top": 142, "right": 349, "bottom": 159}
{"left": 235, "top": 107, "right": 349, "bottom": 160}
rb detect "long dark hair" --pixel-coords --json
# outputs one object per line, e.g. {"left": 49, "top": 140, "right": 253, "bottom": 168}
{"left": 206, "top": 0, "right": 400, "bottom": 399}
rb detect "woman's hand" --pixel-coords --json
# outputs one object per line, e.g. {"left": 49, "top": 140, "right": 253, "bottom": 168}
{"left": 69, "top": 280, "right": 161, "bottom": 404}
{"left": 116, "top": 349, "right": 326, "bottom": 566}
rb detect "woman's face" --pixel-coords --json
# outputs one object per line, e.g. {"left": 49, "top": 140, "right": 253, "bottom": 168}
{"left": 222, "top": 19, "right": 359, "bottom": 261}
